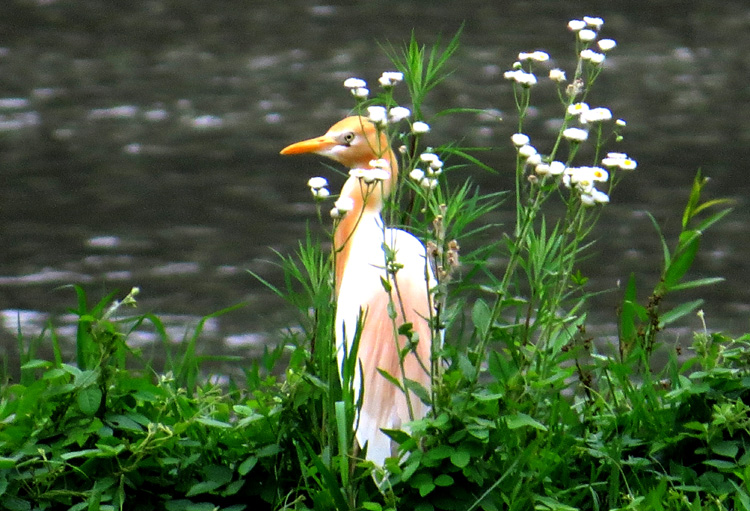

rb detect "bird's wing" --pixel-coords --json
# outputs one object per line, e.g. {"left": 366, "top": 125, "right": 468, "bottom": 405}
{"left": 336, "top": 227, "right": 435, "bottom": 465}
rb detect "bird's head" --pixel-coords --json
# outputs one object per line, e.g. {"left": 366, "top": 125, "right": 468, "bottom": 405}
{"left": 280, "top": 116, "right": 396, "bottom": 175}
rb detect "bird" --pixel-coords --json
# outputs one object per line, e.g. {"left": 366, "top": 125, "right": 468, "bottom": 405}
{"left": 280, "top": 116, "right": 437, "bottom": 466}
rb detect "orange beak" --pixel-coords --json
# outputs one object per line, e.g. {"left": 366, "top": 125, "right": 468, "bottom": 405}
{"left": 280, "top": 135, "right": 337, "bottom": 156}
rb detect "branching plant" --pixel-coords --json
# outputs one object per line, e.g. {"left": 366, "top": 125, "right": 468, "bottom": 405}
{"left": 0, "top": 15, "right": 744, "bottom": 511}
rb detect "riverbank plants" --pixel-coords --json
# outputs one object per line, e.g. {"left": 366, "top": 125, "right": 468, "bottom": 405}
{"left": 1, "top": 16, "right": 745, "bottom": 511}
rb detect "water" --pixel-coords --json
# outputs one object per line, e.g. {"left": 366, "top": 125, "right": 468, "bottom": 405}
{"left": 2, "top": 0, "right": 749, "bottom": 373}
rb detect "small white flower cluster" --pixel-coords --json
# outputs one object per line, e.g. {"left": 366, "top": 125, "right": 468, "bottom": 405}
{"left": 505, "top": 49, "right": 553, "bottom": 88}
{"left": 511, "top": 133, "right": 617, "bottom": 206}
{"left": 343, "top": 77, "right": 369, "bottom": 99}
{"left": 330, "top": 197, "right": 355, "bottom": 219}
{"left": 409, "top": 152, "right": 443, "bottom": 190}
{"left": 562, "top": 166, "right": 610, "bottom": 206}
{"left": 504, "top": 68, "right": 538, "bottom": 87}
{"left": 366, "top": 105, "right": 412, "bottom": 128}
{"left": 379, "top": 71, "right": 404, "bottom": 87}
{"left": 349, "top": 159, "right": 391, "bottom": 184}
{"left": 601, "top": 152, "right": 638, "bottom": 170}
{"left": 562, "top": 102, "right": 625, "bottom": 142}
{"left": 307, "top": 176, "right": 330, "bottom": 199}
{"left": 343, "top": 71, "right": 405, "bottom": 100}
{"left": 567, "top": 16, "right": 616, "bottom": 66}
{"left": 567, "top": 102, "right": 613, "bottom": 124}
{"left": 518, "top": 51, "right": 550, "bottom": 62}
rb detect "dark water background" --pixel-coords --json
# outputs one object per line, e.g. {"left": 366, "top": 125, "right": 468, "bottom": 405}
{"left": 2, "top": 0, "right": 749, "bottom": 373}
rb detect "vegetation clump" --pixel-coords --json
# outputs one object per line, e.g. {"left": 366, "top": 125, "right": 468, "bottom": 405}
{"left": 1, "top": 16, "right": 746, "bottom": 511}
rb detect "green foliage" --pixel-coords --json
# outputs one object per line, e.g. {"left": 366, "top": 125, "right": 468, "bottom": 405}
{"left": 1, "top": 17, "right": 745, "bottom": 511}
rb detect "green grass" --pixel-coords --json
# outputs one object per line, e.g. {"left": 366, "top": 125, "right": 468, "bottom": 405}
{"left": 1, "top": 16, "right": 748, "bottom": 511}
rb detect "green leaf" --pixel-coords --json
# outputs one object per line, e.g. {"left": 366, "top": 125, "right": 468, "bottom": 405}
{"left": 411, "top": 473, "right": 436, "bottom": 497}
{"left": 426, "top": 445, "right": 454, "bottom": 461}
{"left": 20, "top": 359, "right": 52, "bottom": 370}
{"left": 60, "top": 449, "right": 101, "bottom": 460}
{"left": 377, "top": 368, "right": 404, "bottom": 391}
{"left": 196, "top": 417, "right": 232, "bottom": 429}
{"left": 505, "top": 413, "right": 547, "bottom": 431}
{"left": 704, "top": 459, "right": 736, "bottom": 470}
{"left": 73, "top": 369, "right": 99, "bottom": 388}
{"left": 380, "top": 423, "right": 409, "bottom": 445}
{"left": 77, "top": 386, "right": 102, "bottom": 416}
{"left": 380, "top": 276, "right": 392, "bottom": 293}
{"left": 669, "top": 277, "right": 724, "bottom": 292}
{"left": 434, "top": 474, "right": 454, "bottom": 486}
{"left": 106, "top": 414, "right": 143, "bottom": 432}
{"left": 711, "top": 441, "right": 739, "bottom": 458}
{"left": 647, "top": 212, "right": 671, "bottom": 268}
{"left": 450, "top": 449, "right": 471, "bottom": 468}
{"left": 0, "top": 457, "right": 17, "bottom": 469}
{"left": 238, "top": 456, "right": 258, "bottom": 475}
{"left": 659, "top": 299, "right": 704, "bottom": 327}
{"left": 662, "top": 230, "right": 700, "bottom": 290}
{"left": 403, "top": 378, "right": 430, "bottom": 404}
{"left": 472, "top": 298, "right": 492, "bottom": 333}
{"left": 186, "top": 480, "right": 220, "bottom": 497}
{"left": 3, "top": 497, "right": 31, "bottom": 511}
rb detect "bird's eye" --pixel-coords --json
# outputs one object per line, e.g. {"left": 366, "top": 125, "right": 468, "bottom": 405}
{"left": 342, "top": 132, "right": 356, "bottom": 145}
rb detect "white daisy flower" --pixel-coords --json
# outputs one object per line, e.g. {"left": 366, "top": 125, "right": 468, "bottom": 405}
{"left": 420, "top": 152, "right": 440, "bottom": 164}
{"left": 606, "top": 152, "right": 628, "bottom": 159}
{"left": 428, "top": 158, "right": 443, "bottom": 172}
{"left": 313, "top": 187, "right": 330, "bottom": 199}
{"left": 330, "top": 197, "right": 355, "bottom": 218}
{"left": 583, "top": 16, "right": 604, "bottom": 30}
{"left": 369, "top": 158, "right": 390, "bottom": 170}
{"left": 578, "top": 29, "right": 597, "bottom": 42}
{"left": 598, "top": 39, "right": 617, "bottom": 52}
{"left": 343, "top": 77, "right": 367, "bottom": 89}
{"left": 349, "top": 167, "right": 390, "bottom": 183}
{"left": 581, "top": 187, "right": 609, "bottom": 206}
{"left": 549, "top": 161, "right": 566, "bottom": 175}
{"left": 535, "top": 163, "right": 550, "bottom": 176}
{"left": 420, "top": 177, "right": 439, "bottom": 190}
{"left": 511, "top": 133, "right": 530, "bottom": 147}
{"left": 519, "top": 51, "right": 550, "bottom": 62}
{"left": 518, "top": 144, "right": 538, "bottom": 158}
{"left": 580, "top": 107, "right": 613, "bottom": 123}
{"left": 567, "top": 102, "right": 590, "bottom": 116}
{"left": 411, "top": 121, "right": 431, "bottom": 134}
{"left": 580, "top": 49, "right": 606, "bottom": 64}
{"left": 549, "top": 68, "right": 567, "bottom": 82}
{"left": 351, "top": 87, "right": 369, "bottom": 99}
{"left": 616, "top": 118, "right": 627, "bottom": 127}
{"left": 619, "top": 158, "right": 638, "bottom": 170}
{"left": 568, "top": 19, "right": 586, "bottom": 31}
{"left": 409, "top": 168, "right": 425, "bottom": 181}
{"left": 580, "top": 192, "right": 596, "bottom": 206}
{"left": 563, "top": 127, "right": 589, "bottom": 142}
{"left": 590, "top": 166, "right": 609, "bottom": 182}
{"left": 367, "top": 106, "right": 388, "bottom": 127}
{"left": 379, "top": 71, "right": 404, "bottom": 87}
{"left": 526, "top": 153, "right": 542, "bottom": 166}
{"left": 388, "top": 106, "right": 411, "bottom": 122}
{"left": 591, "top": 188, "right": 610, "bottom": 203}
{"left": 504, "top": 69, "right": 537, "bottom": 87}
{"left": 307, "top": 176, "right": 328, "bottom": 189}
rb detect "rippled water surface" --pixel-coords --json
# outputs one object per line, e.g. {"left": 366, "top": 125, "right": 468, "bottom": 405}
{"left": 2, "top": 0, "right": 749, "bottom": 372}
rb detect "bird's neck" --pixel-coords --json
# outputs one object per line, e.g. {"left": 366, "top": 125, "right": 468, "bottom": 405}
{"left": 334, "top": 149, "right": 398, "bottom": 294}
